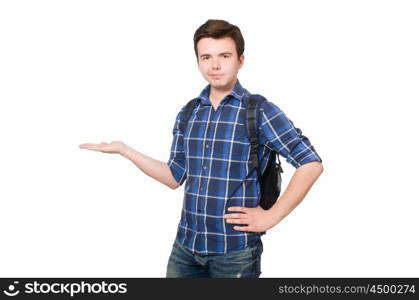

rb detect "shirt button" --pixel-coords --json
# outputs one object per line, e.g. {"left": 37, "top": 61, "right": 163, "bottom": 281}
{"left": 205, "top": 144, "right": 209, "bottom": 148}
{"left": 200, "top": 187, "right": 203, "bottom": 191}
{"left": 203, "top": 166, "right": 207, "bottom": 170}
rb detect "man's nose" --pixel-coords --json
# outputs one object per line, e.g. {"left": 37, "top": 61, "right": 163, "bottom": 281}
{"left": 211, "top": 58, "right": 220, "bottom": 69}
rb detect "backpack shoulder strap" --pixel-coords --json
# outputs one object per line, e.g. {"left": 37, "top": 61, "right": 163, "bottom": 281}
{"left": 179, "top": 98, "right": 199, "bottom": 133}
{"left": 244, "top": 94, "right": 267, "bottom": 171}
{"left": 244, "top": 94, "right": 283, "bottom": 173}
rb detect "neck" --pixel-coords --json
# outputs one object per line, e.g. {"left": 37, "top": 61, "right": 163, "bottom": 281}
{"left": 209, "top": 78, "right": 237, "bottom": 104}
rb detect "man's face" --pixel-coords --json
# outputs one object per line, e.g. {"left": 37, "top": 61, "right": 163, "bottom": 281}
{"left": 196, "top": 37, "right": 244, "bottom": 91}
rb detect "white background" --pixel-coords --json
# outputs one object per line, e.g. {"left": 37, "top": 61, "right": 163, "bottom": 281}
{"left": 1, "top": 0, "right": 418, "bottom": 277}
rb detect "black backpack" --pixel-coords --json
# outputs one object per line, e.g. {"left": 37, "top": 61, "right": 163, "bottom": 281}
{"left": 178, "top": 94, "right": 283, "bottom": 212}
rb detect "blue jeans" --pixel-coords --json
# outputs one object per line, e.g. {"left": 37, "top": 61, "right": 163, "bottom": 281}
{"left": 166, "top": 238, "right": 263, "bottom": 278}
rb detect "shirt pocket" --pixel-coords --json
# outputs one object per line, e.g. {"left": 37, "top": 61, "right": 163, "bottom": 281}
{"left": 211, "top": 121, "right": 251, "bottom": 162}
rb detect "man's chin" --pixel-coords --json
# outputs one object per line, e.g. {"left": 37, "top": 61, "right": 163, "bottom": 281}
{"left": 209, "top": 79, "right": 227, "bottom": 89}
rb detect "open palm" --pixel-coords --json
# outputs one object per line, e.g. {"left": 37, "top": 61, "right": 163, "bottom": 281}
{"left": 79, "top": 141, "right": 126, "bottom": 154}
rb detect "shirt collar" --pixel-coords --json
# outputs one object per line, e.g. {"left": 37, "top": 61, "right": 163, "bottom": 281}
{"left": 197, "top": 79, "right": 248, "bottom": 105}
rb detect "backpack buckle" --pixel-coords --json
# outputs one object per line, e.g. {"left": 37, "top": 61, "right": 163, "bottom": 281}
{"left": 250, "top": 138, "right": 258, "bottom": 146}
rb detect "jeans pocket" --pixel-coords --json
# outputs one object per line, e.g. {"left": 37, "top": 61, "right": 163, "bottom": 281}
{"left": 222, "top": 240, "right": 263, "bottom": 278}
{"left": 250, "top": 239, "right": 263, "bottom": 277}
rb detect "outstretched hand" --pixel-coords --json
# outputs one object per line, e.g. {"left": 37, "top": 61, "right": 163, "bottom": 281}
{"left": 79, "top": 141, "right": 126, "bottom": 154}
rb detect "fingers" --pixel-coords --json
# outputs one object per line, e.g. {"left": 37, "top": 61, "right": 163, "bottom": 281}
{"left": 227, "top": 206, "right": 247, "bottom": 213}
{"left": 224, "top": 213, "right": 249, "bottom": 225}
{"left": 233, "top": 225, "right": 251, "bottom": 232}
{"left": 79, "top": 141, "right": 115, "bottom": 149}
{"left": 225, "top": 218, "right": 247, "bottom": 224}
{"left": 79, "top": 143, "right": 95, "bottom": 148}
{"left": 79, "top": 143, "right": 103, "bottom": 151}
{"left": 224, "top": 208, "right": 252, "bottom": 230}
{"left": 223, "top": 213, "right": 243, "bottom": 219}
{"left": 79, "top": 142, "right": 122, "bottom": 154}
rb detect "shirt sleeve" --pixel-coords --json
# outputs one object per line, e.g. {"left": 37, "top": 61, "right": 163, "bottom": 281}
{"left": 167, "top": 106, "right": 187, "bottom": 185}
{"left": 259, "top": 101, "right": 323, "bottom": 168}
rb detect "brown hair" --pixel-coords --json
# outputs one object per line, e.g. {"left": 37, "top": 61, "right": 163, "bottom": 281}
{"left": 193, "top": 19, "right": 245, "bottom": 61}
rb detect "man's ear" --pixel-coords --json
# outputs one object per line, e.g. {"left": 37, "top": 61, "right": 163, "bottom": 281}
{"left": 238, "top": 54, "right": 245, "bottom": 69}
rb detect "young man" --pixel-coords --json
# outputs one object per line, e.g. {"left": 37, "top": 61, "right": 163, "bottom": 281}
{"left": 79, "top": 19, "right": 323, "bottom": 278}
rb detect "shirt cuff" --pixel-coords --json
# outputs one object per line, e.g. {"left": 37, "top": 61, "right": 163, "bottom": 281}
{"left": 167, "top": 160, "right": 187, "bottom": 185}
{"left": 288, "top": 154, "right": 323, "bottom": 169}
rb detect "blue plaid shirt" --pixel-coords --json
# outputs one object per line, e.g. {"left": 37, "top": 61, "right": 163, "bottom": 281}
{"left": 167, "top": 79, "right": 322, "bottom": 255}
